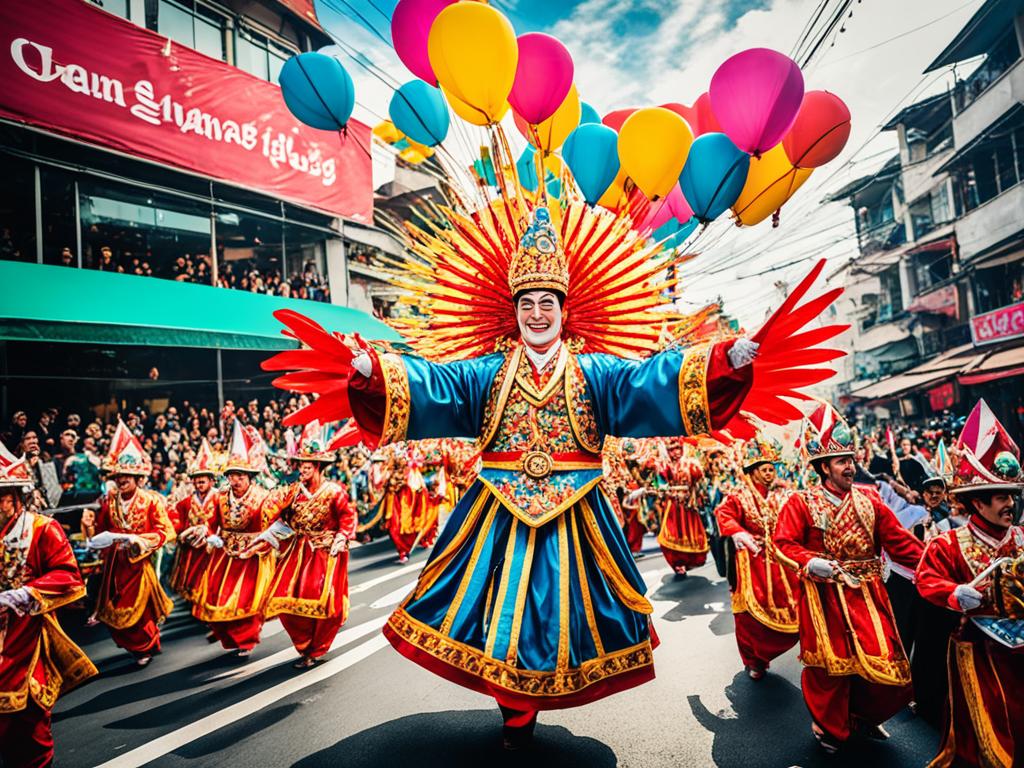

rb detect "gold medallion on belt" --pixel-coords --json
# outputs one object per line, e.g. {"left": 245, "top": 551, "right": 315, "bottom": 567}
{"left": 522, "top": 450, "right": 555, "bottom": 479}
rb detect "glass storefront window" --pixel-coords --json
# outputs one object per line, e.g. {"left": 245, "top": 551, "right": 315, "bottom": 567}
{"left": 40, "top": 168, "right": 77, "bottom": 267}
{"left": 235, "top": 28, "right": 270, "bottom": 82}
{"left": 284, "top": 223, "right": 329, "bottom": 302}
{"left": 0, "top": 156, "right": 36, "bottom": 263}
{"left": 157, "top": 0, "right": 225, "bottom": 62}
{"left": 80, "top": 181, "right": 213, "bottom": 281}
{"left": 215, "top": 209, "right": 282, "bottom": 294}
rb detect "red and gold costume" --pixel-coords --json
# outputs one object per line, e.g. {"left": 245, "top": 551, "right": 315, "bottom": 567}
{"left": 715, "top": 437, "right": 799, "bottom": 673}
{"left": 383, "top": 443, "right": 438, "bottom": 561}
{"left": 774, "top": 405, "right": 923, "bottom": 745}
{"left": 656, "top": 445, "right": 708, "bottom": 573}
{"left": 915, "top": 399, "right": 1024, "bottom": 768}
{"left": 263, "top": 423, "right": 358, "bottom": 660}
{"left": 169, "top": 439, "right": 219, "bottom": 603}
{"left": 93, "top": 422, "right": 175, "bottom": 657}
{"left": 0, "top": 446, "right": 97, "bottom": 768}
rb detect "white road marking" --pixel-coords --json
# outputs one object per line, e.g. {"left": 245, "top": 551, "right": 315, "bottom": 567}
{"left": 349, "top": 561, "right": 422, "bottom": 593}
{"left": 95, "top": 633, "right": 391, "bottom": 768}
{"left": 368, "top": 579, "right": 418, "bottom": 610}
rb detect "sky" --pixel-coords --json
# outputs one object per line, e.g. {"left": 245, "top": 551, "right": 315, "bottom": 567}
{"left": 313, "top": 0, "right": 985, "bottom": 328}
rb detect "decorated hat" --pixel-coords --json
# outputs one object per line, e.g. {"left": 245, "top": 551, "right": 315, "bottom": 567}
{"left": 508, "top": 206, "right": 569, "bottom": 297}
{"left": 949, "top": 399, "right": 1022, "bottom": 495}
{"left": 0, "top": 442, "right": 33, "bottom": 491}
{"left": 802, "top": 402, "right": 854, "bottom": 463}
{"left": 187, "top": 438, "right": 218, "bottom": 477}
{"left": 742, "top": 433, "right": 783, "bottom": 471}
{"left": 102, "top": 420, "right": 152, "bottom": 477}
{"left": 295, "top": 420, "right": 336, "bottom": 463}
{"left": 224, "top": 420, "right": 265, "bottom": 474}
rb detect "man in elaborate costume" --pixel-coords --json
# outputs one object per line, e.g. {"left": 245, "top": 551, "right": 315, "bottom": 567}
{"left": 656, "top": 439, "right": 709, "bottom": 575}
{"left": 169, "top": 438, "right": 219, "bottom": 604}
{"left": 916, "top": 400, "right": 1024, "bottom": 768}
{"left": 256, "top": 422, "right": 356, "bottom": 668}
{"left": 89, "top": 421, "right": 175, "bottom": 667}
{"left": 264, "top": 197, "right": 845, "bottom": 747}
{"left": 0, "top": 443, "right": 97, "bottom": 768}
{"left": 774, "top": 404, "right": 924, "bottom": 754}
{"left": 383, "top": 442, "right": 437, "bottom": 563}
{"left": 714, "top": 434, "right": 799, "bottom": 680}
{"left": 192, "top": 422, "right": 273, "bottom": 657}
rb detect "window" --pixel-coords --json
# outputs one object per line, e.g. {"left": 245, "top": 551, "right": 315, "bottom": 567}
{"left": 926, "top": 122, "right": 953, "bottom": 157}
{"left": 911, "top": 248, "right": 952, "bottom": 295}
{"left": 0, "top": 155, "right": 36, "bottom": 263}
{"left": 91, "top": 0, "right": 130, "bottom": 20}
{"left": 879, "top": 264, "right": 903, "bottom": 317}
{"left": 157, "top": 0, "right": 226, "bottom": 61}
{"left": 235, "top": 26, "right": 295, "bottom": 83}
{"left": 40, "top": 168, "right": 77, "bottom": 267}
{"left": 284, "top": 223, "right": 329, "bottom": 302}
{"left": 929, "top": 183, "right": 951, "bottom": 226}
{"left": 955, "top": 29, "right": 1022, "bottom": 112}
{"left": 215, "top": 208, "right": 282, "bottom": 294}
{"left": 974, "top": 259, "right": 1024, "bottom": 314}
{"left": 953, "top": 113, "right": 1024, "bottom": 213}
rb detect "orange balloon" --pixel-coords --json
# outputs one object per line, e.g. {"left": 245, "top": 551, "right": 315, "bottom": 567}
{"left": 618, "top": 107, "right": 693, "bottom": 200}
{"left": 732, "top": 144, "right": 812, "bottom": 226}
{"left": 514, "top": 84, "right": 581, "bottom": 154}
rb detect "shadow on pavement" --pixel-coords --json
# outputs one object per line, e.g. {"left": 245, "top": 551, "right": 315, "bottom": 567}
{"left": 292, "top": 709, "right": 618, "bottom": 768}
{"left": 650, "top": 573, "right": 735, "bottom": 636}
{"left": 689, "top": 670, "right": 940, "bottom": 768}
{"left": 171, "top": 703, "right": 302, "bottom": 759}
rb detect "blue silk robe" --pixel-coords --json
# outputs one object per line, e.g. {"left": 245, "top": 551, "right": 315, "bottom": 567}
{"left": 359, "top": 341, "right": 741, "bottom": 711}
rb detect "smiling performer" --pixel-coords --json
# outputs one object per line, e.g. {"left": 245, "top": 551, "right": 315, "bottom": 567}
{"left": 775, "top": 403, "right": 924, "bottom": 755}
{"left": 263, "top": 197, "right": 846, "bottom": 749}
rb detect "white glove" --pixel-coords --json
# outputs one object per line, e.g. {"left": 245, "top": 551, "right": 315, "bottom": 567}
{"left": 0, "top": 587, "right": 35, "bottom": 616}
{"left": 727, "top": 338, "right": 760, "bottom": 370}
{"left": 181, "top": 525, "right": 208, "bottom": 546}
{"left": 329, "top": 533, "right": 350, "bottom": 556}
{"left": 86, "top": 531, "right": 117, "bottom": 550}
{"left": 732, "top": 531, "right": 761, "bottom": 555}
{"left": 352, "top": 353, "right": 372, "bottom": 377}
{"left": 206, "top": 534, "right": 225, "bottom": 549}
{"left": 953, "top": 584, "right": 983, "bottom": 612}
{"left": 807, "top": 557, "right": 836, "bottom": 579}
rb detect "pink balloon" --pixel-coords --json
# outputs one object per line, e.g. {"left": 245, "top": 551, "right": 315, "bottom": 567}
{"left": 508, "top": 33, "right": 574, "bottom": 125}
{"left": 391, "top": 0, "right": 455, "bottom": 84}
{"left": 666, "top": 184, "right": 694, "bottom": 223}
{"left": 637, "top": 197, "right": 675, "bottom": 232}
{"left": 709, "top": 48, "right": 804, "bottom": 156}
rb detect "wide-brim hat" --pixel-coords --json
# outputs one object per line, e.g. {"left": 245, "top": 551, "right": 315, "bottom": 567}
{"left": 101, "top": 420, "right": 152, "bottom": 477}
{"left": 948, "top": 399, "right": 1023, "bottom": 495}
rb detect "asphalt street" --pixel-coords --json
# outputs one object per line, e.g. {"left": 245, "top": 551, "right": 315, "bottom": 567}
{"left": 52, "top": 536, "right": 942, "bottom": 768}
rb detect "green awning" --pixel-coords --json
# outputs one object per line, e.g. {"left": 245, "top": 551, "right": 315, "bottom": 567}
{"left": 0, "top": 261, "right": 402, "bottom": 350}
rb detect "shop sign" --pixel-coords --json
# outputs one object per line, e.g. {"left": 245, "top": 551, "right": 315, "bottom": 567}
{"left": 971, "top": 301, "right": 1024, "bottom": 346}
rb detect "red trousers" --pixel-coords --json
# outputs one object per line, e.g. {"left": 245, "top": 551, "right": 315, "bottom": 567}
{"left": 0, "top": 701, "right": 53, "bottom": 768}
{"left": 801, "top": 666, "right": 912, "bottom": 743}
{"left": 209, "top": 615, "right": 263, "bottom": 651}
{"left": 624, "top": 514, "right": 645, "bottom": 554}
{"left": 280, "top": 614, "right": 345, "bottom": 659}
{"left": 108, "top": 607, "right": 162, "bottom": 656}
{"left": 660, "top": 546, "right": 707, "bottom": 571}
{"left": 734, "top": 612, "right": 798, "bottom": 671}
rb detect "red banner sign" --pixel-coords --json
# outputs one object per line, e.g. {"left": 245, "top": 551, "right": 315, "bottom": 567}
{"left": 927, "top": 382, "right": 955, "bottom": 412}
{"left": 0, "top": 0, "right": 372, "bottom": 222}
{"left": 907, "top": 285, "right": 958, "bottom": 319}
{"left": 971, "top": 301, "right": 1024, "bottom": 346}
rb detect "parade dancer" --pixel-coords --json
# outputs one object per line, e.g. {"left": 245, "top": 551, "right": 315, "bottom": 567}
{"left": 89, "top": 421, "right": 175, "bottom": 667}
{"left": 915, "top": 400, "right": 1024, "bottom": 768}
{"left": 714, "top": 434, "right": 799, "bottom": 680}
{"left": 775, "top": 404, "right": 924, "bottom": 754}
{"left": 256, "top": 422, "right": 356, "bottom": 668}
{"left": 0, "top": 443, "right": 97, "bottom": 768}
{"left": 192, "top": 422, "right": 273, "bottom": 657}
{"left": 169, "top": 438, "right": 219, "bottom": 604}
{"left": 264, "top": 198, "right": 845, "bottom": 748}
{"left": 656, "top": 439, "right": 709, "bottom": 575}
{"left": 385, "top": 443, "right": 437, "bottom": 563}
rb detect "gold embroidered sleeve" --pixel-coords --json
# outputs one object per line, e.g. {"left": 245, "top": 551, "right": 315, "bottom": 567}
{"left": 378, "top": 353, "right": 411, "bottom": 446}
{"left": 678, "top": 343, "right": 711, "bottom": 436}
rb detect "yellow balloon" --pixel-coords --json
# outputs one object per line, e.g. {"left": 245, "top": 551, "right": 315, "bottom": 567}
{"left": 405, "top": 138, "right": 435, "bottom": 158}
{"left": 596, "top": 167, "right": 629, "bottom": 210}
{"left": 399, "top": 147, "right": 428, "bottom": 164}
{"left": 442, "top": 85, "right": 498, "bottom": 126}
{"left": 372, "top": 120, "right": 403, "bottom": 144}
{"left": 521, "top": 84, "right": 581, "bottom": 154}
{"left": 732, "top": 144, "right": 813, "bottom": 226}
{"left": 428, "top": 3, "right": 517, "bottom": 125}
{"left": 617, "top": 107, "right": 693, "bottom": 201}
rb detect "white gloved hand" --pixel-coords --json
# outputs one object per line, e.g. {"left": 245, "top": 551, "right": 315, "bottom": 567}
{"left": 352, "top": 353, "right": 372, "bottom": 378}
{"left": 206, "top": 534, "right": 225, "bottom": 549}
{"left": 732, "top": 531, "right": 761, "bottom": 555}
{"left": 727, "top": 338, "right": 760, "bottom": 370}
{"left": 806, "top": 557, "right": 836, "bottom": 579}
{"left": 86, "top": 531, "right": 117, "bottom": 550}
{"left": 253, "top": 528, "right": 282, "bottom": 551}
{"left": 0, "top": 587, "right": 35, "bottom": 616}
{"left": 329, "top": 533, "right": 350, "bottom": 556}
{"left": 953, "top": 584, "right": 983, "bottom": 612}
{"left": 182, "top": 525, "right": 208, "bottom": 546}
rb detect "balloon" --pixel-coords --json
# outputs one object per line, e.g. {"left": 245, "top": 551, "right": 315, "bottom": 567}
{"left": 389, "top": 80, "right": 450, "bottom": 147}
{"left": 278, "top": 53, "right": 354, "bottom": 131}
{"left": 653, "top": 216, "right": 698, "bottom": 249}
{"left": 563, "top": 123, "right": 620, "bottom": 204}
{"left": 579, "top": 102, "right": 601, "bottom": 125}
{"left": 679, "top": 133, "right": 750, "bottom": 223}
{"left": 514, "top": 84, "right": 580, "bottom": 154}
{"left": 782, "top": 90, "right": 851, "bottom": 168}
{"left": 428, "top": 3, "right": 518, "bottom": 125}
{"left": 602, "top": 108, "right": 637, "bottom": 132}
{"left": 710, "top": 48, "right": 804, "bottom": 156}
{"left": 637, "top": 198, "right": 675, "bottom": 232}
{"left": 731, "top": 144, "right": 812, "bottom": 226}
{"left": 508, "top": 33, "right": 574, "bottom": 125}
{"left": 660, "top": 102, "right": 697, "bottom": 131}
{"left": 596, "top": 168, "right": 628, "bottom": 210}
{"left": 441, "top": 86, "right": 494, "bottom": 126}
{"left": 391, "top": 0, "right": 455, "bottom": 84}
{"left": 618, "top": 107, "right": 693, "bottom": 200}
{"left": 690, "top": 92, "right": 722, "bottom": 136}
{"left": 372, "top": 120, "right": 404, "bottom": 144}
{"left": 666, "top": 183, "right": 695, "bottom": 223}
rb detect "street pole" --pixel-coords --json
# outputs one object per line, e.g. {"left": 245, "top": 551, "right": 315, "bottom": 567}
{"left": 216, "top": 348, "right": 224, "bottom": 412}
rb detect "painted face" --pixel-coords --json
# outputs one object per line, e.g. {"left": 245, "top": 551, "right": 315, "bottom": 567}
{"left": 824, "top": 456, "right": 856, "bottom": 493}
{"left": 193, "top": 475, "right": 213, "bottom": 494}
{"left": 516, "top": 290, "right": 562, "bottom": 352}
{"left": 298, "top": 461, "right": 321, "bottom": 484}
{"left": 972, "top": 492, "right": 1017, "bottom": 529}
{"left": 226, "top": 471, "right": 251, "bottom": 496}
{"left": 750, "top": 463, "right": 777, "bottom": 486}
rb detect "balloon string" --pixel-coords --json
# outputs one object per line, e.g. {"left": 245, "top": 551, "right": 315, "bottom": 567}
{"left": 294, "top": 56, "right": 346, "bottom": 131}
{"left": 792, "top": 120, "right": 847, "bottom": 168}
{"left": 699, "top": 154, "right": 750, "bottom": 224}
{"left": 733, "top": 169, "right": 798, "bottom": 218}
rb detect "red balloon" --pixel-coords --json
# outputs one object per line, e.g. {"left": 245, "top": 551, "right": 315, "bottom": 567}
{"left": 691, "top": 92, "right": 721, "bottom": 136}
{"left": 602, "top": 108, "right": 637, "bottom": 132}
{"left": 782, "top": 90, "right": 851, "bottom": 169}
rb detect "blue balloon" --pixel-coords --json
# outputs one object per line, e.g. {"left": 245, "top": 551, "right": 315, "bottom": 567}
{"left": 279, "top": 52, "right": 354, "bottom": 131}
{"left": 579, "top": 101, "right": 601, "bottom": 125}
{"left": 653, "top": 220, "right": 679, "bottom": 243}
{"left": 562, "top": 124, "right": 620, "bottom": 205}
{"left": 546, "top": 170, "right": 562, "bottom": 199}
{"left": 389, "top": 80, "right": 450, "bottom": 147}
{"left": 518, "top": 146, "right": 539, "bottom": 192}
{"left": 679, "top": 133, "right": 750, "bottom": 223}
{"left": 672, "top": 217, "right": 699, "bottom": 247}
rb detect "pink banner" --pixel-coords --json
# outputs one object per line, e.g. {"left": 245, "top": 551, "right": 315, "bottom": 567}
{"left": 0, "top": 0, "right": 372, "bottom": 222}
{"left": 907, "top": 285, "right": 958, "bottom": 319}
{"left": 971, "top": 301, "right": 1024, "bottom": 346}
